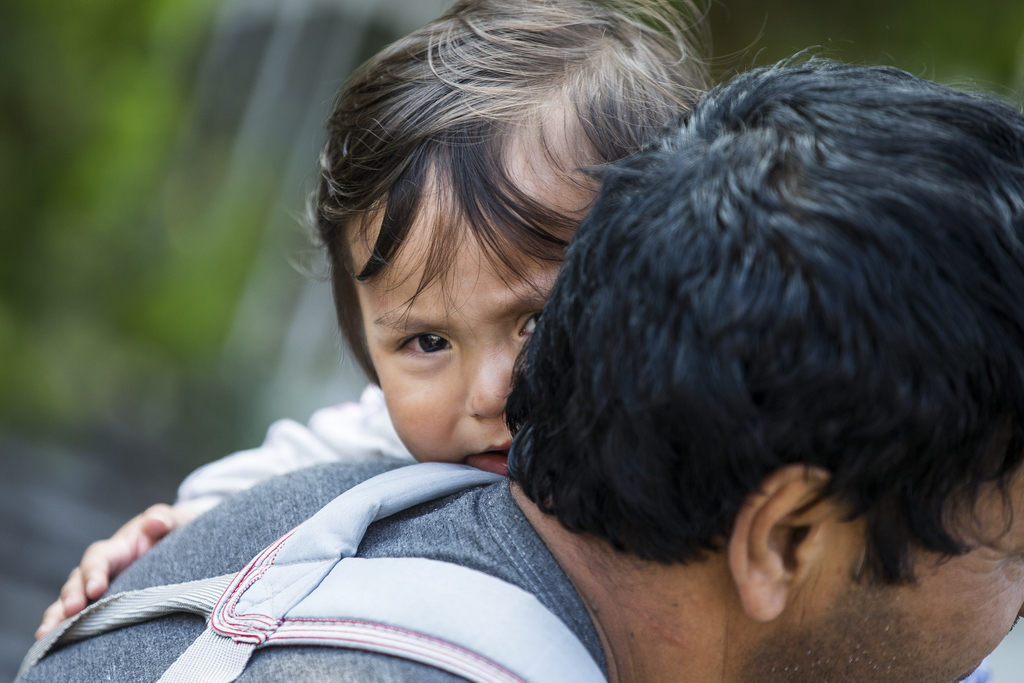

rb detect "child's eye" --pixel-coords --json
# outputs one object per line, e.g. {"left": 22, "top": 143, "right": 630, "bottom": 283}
{"left": 410, "top": 334, "right": 450, "bottom": 353}
{"left": 521, "top": 315, "right": 539, "bottom": 337}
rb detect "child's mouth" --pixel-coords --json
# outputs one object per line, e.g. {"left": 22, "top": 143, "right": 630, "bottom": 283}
{"left": 464, "top": 451, "right": 509, "bottom": 477}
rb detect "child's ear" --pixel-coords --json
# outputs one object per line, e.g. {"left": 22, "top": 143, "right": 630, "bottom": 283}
{"left": 726, "top": 465, "right": 837, "bottom": 622}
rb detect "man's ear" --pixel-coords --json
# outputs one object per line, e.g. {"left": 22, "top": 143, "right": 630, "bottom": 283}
{"left": 727, "top": 465, "right": 834, "bottom": 623}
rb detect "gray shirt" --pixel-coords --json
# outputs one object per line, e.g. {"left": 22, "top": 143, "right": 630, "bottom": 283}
{"left": 20, "top": 461, "right": 606, "bottom": 682}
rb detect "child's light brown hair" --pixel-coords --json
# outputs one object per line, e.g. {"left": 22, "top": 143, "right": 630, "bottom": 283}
{"left": 316, "top": 0, "right": 710, "bottom": 383}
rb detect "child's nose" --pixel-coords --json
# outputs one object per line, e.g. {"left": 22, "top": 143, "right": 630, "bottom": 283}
{"left": 466, "top": 355, "right": 512, "bottom": 420}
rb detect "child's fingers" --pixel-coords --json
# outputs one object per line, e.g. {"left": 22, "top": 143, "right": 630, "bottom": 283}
{"left": 58, "top": 567, "right": 88, "bottom": 617}
{"left": 139, "top": 504, "right": 176, "bottom": 542}
{"left": 40, "top": 505, "right": 189, "bottom": 643}
{"left": 40, "top": 505, "right": 186, "bottom": 643}
{"left": 36, "top": 599, "right": 67, "bottom": 640}
{"left": 77, "top": 541, "right": 114, "bottom": 601}
{"left": 172, "top": 505, "right": 198, "bottom": 527}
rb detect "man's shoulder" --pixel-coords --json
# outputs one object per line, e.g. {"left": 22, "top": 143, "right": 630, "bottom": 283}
{"left": 21, "top": 461, "right": 601, "bottom": 682}
{"left": 114, "top": 459, "right": 407, "bottom": 592}
{"left": 20, "top": 460, "right": 466, "bottom": 683}
{"left": 22, "top": 614, "right": 465, "bottom": 683}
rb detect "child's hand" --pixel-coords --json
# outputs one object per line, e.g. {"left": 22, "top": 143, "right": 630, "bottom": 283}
{"left": 35, "top": 503, "right": 197, "bottom": 639}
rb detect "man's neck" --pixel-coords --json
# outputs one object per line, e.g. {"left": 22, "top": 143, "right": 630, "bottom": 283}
{"left": 511, "top": 484, "right": 742, "bottom": 683}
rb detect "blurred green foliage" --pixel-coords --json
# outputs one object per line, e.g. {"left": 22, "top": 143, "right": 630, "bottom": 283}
{"left": 0, "top": 0, "right": 1022, "bottom": 467}
{"left": 708, "top": 0, "right": 1024, "bottom": 90}
{"left": 0, "top": 0, "right": 234, "bottom": 455}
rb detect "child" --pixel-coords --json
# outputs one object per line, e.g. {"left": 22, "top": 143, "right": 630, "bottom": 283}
{"left": 37, "top": 0, "right": 709, "bottom": 637}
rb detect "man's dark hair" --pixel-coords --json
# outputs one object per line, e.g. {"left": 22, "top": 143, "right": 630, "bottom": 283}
{"left": 506, "top": 61, "right": 1024, "bottom": 583}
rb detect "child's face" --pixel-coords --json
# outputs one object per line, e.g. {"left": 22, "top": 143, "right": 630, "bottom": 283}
{"left": 356, "top": 232, "right": 558, "bottom": 474}
{"left": 354, "top": 143, "right": 593, "bottom": 474}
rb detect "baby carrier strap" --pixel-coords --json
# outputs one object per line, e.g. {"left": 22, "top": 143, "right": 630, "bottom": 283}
{"left": 19, "top": 573, "right": 236, "bottom": 677}
{"left": 19, "top": 463, "right": 607, "bottom": 683}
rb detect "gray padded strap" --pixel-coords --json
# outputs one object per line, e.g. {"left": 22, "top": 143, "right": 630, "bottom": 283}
{"left": 17, "top": 574, "right": 233, "bottom": 680}
{"left": 20, "top": 464, "right": 604, "bottom": 682}
{"left": 223, "top": 463, "right": 503, "bottom": 630}
{"left": 157, "top": 557, "right": 606, "bottom": 683}
{"left": 272, "top": 557, "right": 606, "bottom": 683}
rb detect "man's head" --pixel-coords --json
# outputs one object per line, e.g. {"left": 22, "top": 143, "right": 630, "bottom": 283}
{"left": 507, "top": 61, "right": 1024, "bottom": 681}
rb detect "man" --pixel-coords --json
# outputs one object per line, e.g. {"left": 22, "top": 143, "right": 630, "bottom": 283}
{"left": 21, "top": 61, "right": 1024, "bottom": 682}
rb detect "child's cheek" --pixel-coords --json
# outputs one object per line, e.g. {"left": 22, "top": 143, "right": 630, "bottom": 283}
{"left": 385, "top": 381, "right": 463, "bottom": 463}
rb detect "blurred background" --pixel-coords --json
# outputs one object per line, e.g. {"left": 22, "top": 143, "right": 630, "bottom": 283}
{"left": 1, "top": 0, "right": 1022, "bottom": 679}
